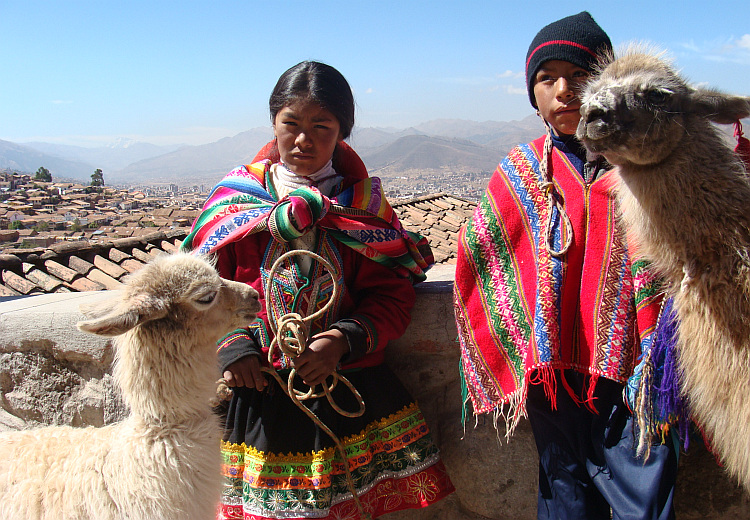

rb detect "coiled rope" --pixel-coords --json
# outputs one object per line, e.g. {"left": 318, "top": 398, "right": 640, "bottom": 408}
{"left": 260, "top": 249, "right": 371, "bottom": 519}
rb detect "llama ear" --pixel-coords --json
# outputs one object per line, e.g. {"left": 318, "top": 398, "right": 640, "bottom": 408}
{"left": 77, "top": 294, "right": 169, "bottom": 337}
{"left": 690, "top": 88, "right": 750, "bottom": 124}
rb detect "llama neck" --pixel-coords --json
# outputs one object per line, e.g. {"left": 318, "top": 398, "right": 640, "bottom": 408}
{"left": 617, "top": 131, "right": 750, "bottom": 261}
{"left": 114, "top": 328, "right": 218, "bottom": 425}
{"left": 615, "top": 128, "right": 750, "bottom": 312}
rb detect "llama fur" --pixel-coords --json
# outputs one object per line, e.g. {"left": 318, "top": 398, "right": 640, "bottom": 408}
{"left": 0, "top": 252, "right": 260, "bottom": 519}
{"left": 577, "top": 46, "right": 750, "bottom": 490}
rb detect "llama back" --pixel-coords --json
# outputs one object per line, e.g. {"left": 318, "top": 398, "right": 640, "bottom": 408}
{"left": 0, "top": 424, "right": 120, "bottom": 519}
{"left": 0, "top": 417, "right": 222, "bottom": 520}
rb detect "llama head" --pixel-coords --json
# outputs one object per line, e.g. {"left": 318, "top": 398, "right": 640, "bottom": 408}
{"left": 576, "top": 46, "right": 750, "bottom": 167}
{"left": 76, "top": 252, "right": 260, "bottom": 345}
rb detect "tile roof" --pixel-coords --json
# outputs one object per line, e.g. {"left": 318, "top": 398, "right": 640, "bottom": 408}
{"left": 0, "top": 231, "right": 185, "bottom": 297}
{"left": 391, "top": 193, "right": 476, "bottom": 265}
{"left": 0, "top": 193, "right": 476, "bottom": 295}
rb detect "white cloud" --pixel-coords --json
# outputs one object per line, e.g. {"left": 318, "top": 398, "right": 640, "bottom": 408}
{"left": 679, "top": 40, "right": 702, "bottom": 53}
{"left": 439, "top": 70, "right": 524, "bottom": 85}
{"left": 365, "top": 88, "right": 374, "bottom": 94}
{"left": 496, "top": 69, "right": 523, "bottom": 79}
{"left": 504, "top": 85, "right": 527, "bottom": 95}
{"left": 50, "top": 100, "right": 72, "bottom": 105}
{"left": 679, "top": 35, "right": 750, "bottom": 65}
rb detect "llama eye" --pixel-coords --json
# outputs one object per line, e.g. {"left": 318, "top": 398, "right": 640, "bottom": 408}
{"left": 195, "top": 292, "right": 217, "bottom": 305}
{"left": 645, "top": 90, "right": 669, "bottom": 105}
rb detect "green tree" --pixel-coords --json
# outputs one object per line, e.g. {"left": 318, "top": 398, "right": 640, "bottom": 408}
{"left": 34, "top": 221, "right": 49, "bottom": 232}
{"left": 91, "top": 168, "right": 104, "bottom": 187}
{"left": 9, "top": 221, "right": 23, "bottom": 230}
{"left": 71, "top": 218, "right": 82, "bottom": 232}
{"left": 35, "top": 166, "right": 52, "bottom": 182}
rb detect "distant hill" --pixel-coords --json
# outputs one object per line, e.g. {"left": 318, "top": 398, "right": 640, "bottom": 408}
{"left": 413, "top": 117, "right": 542, "bottom": 144}
{"left": 3, "top": 116, "right": 549, "bottom": 186}
{"left": 349, "top": 126, "right": 427, "bottom": 152}
{"left": 361, "top": 134, "right": 499, "bottom": 176}
{"left": 111, "top": 127, "right": 274, "bottom": 185}
{"left": 24, "top": 139, "right": 181, "bottom": 171}
{"left": 0, "top": 140, "right": 96, "bottom": 180}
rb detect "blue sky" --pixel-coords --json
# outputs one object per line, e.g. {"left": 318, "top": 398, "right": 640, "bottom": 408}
{"left": 2, "top": 0, "right": 749, "bottom": 147}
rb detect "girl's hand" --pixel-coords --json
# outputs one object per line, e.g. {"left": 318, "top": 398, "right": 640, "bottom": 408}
{"left": 292, "top": 329, "right": 349, "bottom": 387}
{"left": 224, "top": 355, "right": 267, "bottom": 392}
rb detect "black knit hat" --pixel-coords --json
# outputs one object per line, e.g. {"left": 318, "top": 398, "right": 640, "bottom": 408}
{"left": 525, "top": 11, "right": 612, "bottom": 108}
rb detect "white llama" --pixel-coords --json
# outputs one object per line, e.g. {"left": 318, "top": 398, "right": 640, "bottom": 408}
{"left": 577, "top": 47, "right": 750, "bottom": 490}
{"left": 0, "top": 252, "right": 260, "bottom": 519}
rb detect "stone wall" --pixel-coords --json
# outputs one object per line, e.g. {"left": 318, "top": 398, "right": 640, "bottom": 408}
{"left": 0, "top": 290, "right": 127, "bottom": 431}
{"left": 1, "top": 266, "right": 748, "bottom": 519}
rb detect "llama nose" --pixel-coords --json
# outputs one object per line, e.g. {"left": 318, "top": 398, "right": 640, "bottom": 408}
{"left": 579, "top": 105, "right": 616, "bottom": 140}
{"left": 583, "top": 107, "right": 611, "bottom": 124}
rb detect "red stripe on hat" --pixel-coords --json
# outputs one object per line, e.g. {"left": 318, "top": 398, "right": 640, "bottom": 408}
{"left": 526, "top": 40, "right": 598, "bottom": 70}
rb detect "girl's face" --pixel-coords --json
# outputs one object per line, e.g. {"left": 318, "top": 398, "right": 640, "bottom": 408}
{"left": 273, "top": 99, "right": 342, "bottom": 176}
{"left": 533, "top": 60, "right": 590, "bottom": 136}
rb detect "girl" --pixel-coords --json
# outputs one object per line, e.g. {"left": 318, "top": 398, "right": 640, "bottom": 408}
{"left": 184, "top": 61, "right": 454, "bottom": 520}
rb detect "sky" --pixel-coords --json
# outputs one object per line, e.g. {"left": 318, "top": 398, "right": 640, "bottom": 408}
{"left": 2, "top": 0, "right": 749, "bottom": 148}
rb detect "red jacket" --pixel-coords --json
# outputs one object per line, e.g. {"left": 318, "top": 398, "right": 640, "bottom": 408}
{"left": 215, "top": 213, "right": 416, "bottom": 372}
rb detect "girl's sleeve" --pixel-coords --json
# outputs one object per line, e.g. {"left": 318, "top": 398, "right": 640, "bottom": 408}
{"left": 338, "top": 251, "right": 416, "bottom": 362}
{"left": 214, "top": 242, "right": 264, "bottom": 371}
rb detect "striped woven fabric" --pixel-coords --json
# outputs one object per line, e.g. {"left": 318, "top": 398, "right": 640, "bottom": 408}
{"left": 219, "top": 402, "right": 454, "bottom": 520}
{"left": 182, "top": 161, "right": 433, "bottom": 282}
{"left": 454, "top": 138, "right": 663, "bottom": 437}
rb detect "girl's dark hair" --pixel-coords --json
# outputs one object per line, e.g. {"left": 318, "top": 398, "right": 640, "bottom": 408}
{"left": 269, "top": 61, "right": 355, "bottom": 139}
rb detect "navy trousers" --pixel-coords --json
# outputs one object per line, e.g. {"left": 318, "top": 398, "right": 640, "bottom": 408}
{"left": 526, "top": 370, "right": 678, "bottom": 520}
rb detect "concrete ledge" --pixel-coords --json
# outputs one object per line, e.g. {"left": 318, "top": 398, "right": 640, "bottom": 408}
{"left": 0, "top": 290, "right": 115, "bottom": 365}
{"left": 1, "top": 266, "right": 748, "bottom": 519}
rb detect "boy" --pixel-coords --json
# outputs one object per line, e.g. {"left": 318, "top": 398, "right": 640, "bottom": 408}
{"left": 454, "top": 12, "right": 677, "bottom": 520}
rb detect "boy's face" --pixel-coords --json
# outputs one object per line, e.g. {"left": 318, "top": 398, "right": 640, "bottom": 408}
{"left": 533, "top": 60, "right": 590, "bottom": 136}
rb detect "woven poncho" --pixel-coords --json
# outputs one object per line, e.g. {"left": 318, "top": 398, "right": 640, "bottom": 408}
{"left": 454, "top": 136, "right": 664, "bottom": 436}
{"left": 183, "top": 142, "right": 433, "bottom": 283}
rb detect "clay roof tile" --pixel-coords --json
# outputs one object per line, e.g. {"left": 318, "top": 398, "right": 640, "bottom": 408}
{"left": 93, "top": 255, "right": 128, "bottom": 280}
{"left": 44, "top": 259, "right": 78, "bottom": 283}
{"left": 108, "top": 248, "right": 131, "bottom": 263}
{"left": 68, "top": 256, "right": 95, "bottom": 276}
{"left": 22, "top": 264, "right": 65, "bottom": 293}
{"left": 0, "top": 284, "right": 20, "bottom": 297}
{"left": 2, "top": 270, "right": 40, "bottom": 295}
{"left": 69, "top": 277, "right": 106, "bottom": 292}
{"left": 86, "top": 268, "right": 122, "bottom": 290}
{"left": 130, "top": 248, "right": 153, "bottom": 264}
{"left": 120, "top": 258, "right": 146, "bottom": 274}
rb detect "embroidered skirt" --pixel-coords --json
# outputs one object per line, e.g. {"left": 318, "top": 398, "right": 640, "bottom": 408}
{"left": 218, "top": 364, "right": 454, "bottom": 520}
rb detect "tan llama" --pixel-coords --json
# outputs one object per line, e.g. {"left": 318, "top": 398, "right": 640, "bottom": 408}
{"left": 0, "top": 252, "right": 260, "bottom": 519}
{"left": 576, "top": 46, "right": 750, "bottom": 491}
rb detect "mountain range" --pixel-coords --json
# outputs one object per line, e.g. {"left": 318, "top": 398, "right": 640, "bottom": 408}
{"left": 2, "top": 116, "right": 548, "bottom": 186}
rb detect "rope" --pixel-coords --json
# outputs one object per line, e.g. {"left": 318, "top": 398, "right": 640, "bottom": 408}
{"left": 540, "top": 123, "right": 573, "bottom": 257}
{"left": 260, "top": 249, "right": 371, "bottom": 520}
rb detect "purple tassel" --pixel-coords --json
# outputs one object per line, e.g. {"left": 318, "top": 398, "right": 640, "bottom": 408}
{"left": 651, "top": 297, "right": 691, "bottom": 450}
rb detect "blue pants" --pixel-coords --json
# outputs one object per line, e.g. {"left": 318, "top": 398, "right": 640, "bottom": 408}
{"left": 526, "top": 370, "right": 678, "bottom": 520}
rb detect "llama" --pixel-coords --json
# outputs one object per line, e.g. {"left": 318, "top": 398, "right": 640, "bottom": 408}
{"left": 576, "top": 46, "right": 750, "bottom": 490}
{"left": 0, "top": 252, "right": 260, "bottom": 519}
